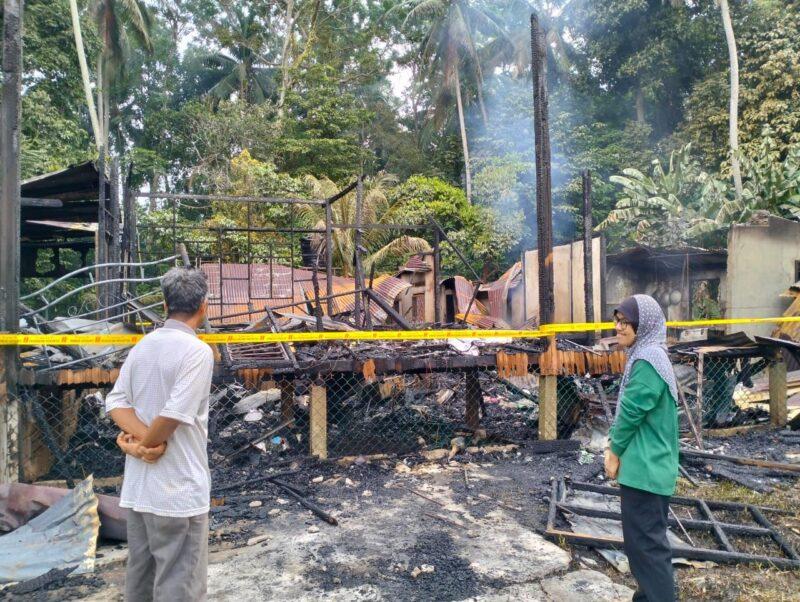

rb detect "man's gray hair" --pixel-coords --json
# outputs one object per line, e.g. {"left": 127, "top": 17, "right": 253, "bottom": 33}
{"left": 161, "top": 267, "right": 208, "bottom": 315}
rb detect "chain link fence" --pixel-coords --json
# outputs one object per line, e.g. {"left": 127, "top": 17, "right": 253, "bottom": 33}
{"left": 673, "top": 353, "right": 773, "bottom": 433}
{"left": 11, "top": 340, "right": 789, "bottom": 484}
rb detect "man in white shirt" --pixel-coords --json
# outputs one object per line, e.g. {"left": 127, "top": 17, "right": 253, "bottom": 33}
{"left": 106, "top": 267, "right": 214, "bottom": 601}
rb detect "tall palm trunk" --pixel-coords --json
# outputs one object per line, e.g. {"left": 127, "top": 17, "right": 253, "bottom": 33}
{"left": 635, "top": 88, "right": 646, "bottom": 124}
{"left": 96, "top": 59, "right": 105, "bottom": 143}
{"left": 719, "top": 0, "right": 743, "bottom": 200}
{"left": 454, "top": 67, "right": 472, "bottom": 204}
{"left": 277, "top": 0, "right": 295, "bottom": 122}
{"left": 68, "top": 0, "right": 101, "bottom": 149}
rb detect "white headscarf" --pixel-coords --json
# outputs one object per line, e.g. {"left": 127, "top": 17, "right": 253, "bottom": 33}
{"left": 615, "top": 294, "right": 678, "bottom": 419}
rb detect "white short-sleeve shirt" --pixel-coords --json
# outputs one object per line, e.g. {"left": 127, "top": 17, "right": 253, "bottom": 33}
{"left": 106, "top": 319, "right": 214, "bottom": 517}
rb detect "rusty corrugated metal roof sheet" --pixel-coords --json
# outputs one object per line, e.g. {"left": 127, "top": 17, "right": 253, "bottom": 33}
{"left": 202, "top": 263, "right": 409, "bottom": 326}
{"left": 373, "top": 274, "right": 413, "bottom": 304}
{"left": 202, "top": 263, "right": 313, "bottom": 324}
{"left": 487, "top": 262, "right": 522, "bottom": 318}
{"left": 450, "top": 276, "right": 487, "bottom": 316}
{"left": 398, "top": 254, "right": 431, "bottom": 273}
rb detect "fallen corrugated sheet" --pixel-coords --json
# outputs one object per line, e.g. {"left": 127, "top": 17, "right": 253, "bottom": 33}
{"left": 0, "top": 481, "right": 125, "bottom": 541}
{"left": 450, "top": 276, "right": 488, "bottom": 316}
{"left": 486, "top": 262, "right": 522, "bottom": 319}
{"left": 0, "top": 476, "right": 99, "bottom": 583}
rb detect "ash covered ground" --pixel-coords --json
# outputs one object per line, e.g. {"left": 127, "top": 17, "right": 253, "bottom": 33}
{"left": 12, "top": 427, "right": 800, "bottom": 601}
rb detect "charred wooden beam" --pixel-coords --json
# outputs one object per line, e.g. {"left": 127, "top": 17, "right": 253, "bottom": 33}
{"left": 325, "top": 176, "right": 360, "bottom": 204}
{"left": 531, "top": 13, "right": 554, "bottom": 326}
{"left": 20, "top": 197, "right": 62, "bottom": 207}
{"left": 433, "top": 228, "right": 441, "bottom": 325}
{"left": 545, "top": 528, "right": 800, "bottom": 570}
{"left": 430, "top": 219, "right": 482, "bottom": 282}
{"left": 353, "top": 175, "right": 365, "bottom": 328}
{"left": 749, "top": 506, "right": 800, "bottom": 561}
{"left": 137, "top": 191, "right": 326, "bottom": 205}
{"left": 681, "top": 448, "right": 800, "bottom": 474}
{"left": 555, "top": 502, "right": 771, "bottom": 537}
{"left": 568, "top": 480, "right": 791, "bottom": 514}
{"left": 1, "top": 0, "right": 23, "bottom": 483}
{"left": 582, "top": 170, "right": 594, "bottom": 323}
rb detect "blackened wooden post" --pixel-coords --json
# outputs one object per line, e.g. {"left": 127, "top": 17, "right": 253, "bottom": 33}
{"left": 582, "top": 170, "right": 594, "bottom": 324}
{"left": 465, "top": 371, "right": 482, "bottom": 430}
{"left": 121, "top": 168, "right": 131, "bottom": 267}
{"left": 531, "top": 13, "right": 554, "bottom": 326}
{"left": 279, "top": 377, "right": 295, "bottom": 425}
{"left": 325, "top": 199, "right": 334, "bottom": 316}
{"left": 433, "top": 225, "right": 441, "bottom": 325}
{"left": 311, "top": 264, "right": 324, "bottom": 332}
{"left": 353, "top": 174, "right": 365, "bottom": 328}
{"left": 0, "top": 0, "right": 23, "bottom": 483}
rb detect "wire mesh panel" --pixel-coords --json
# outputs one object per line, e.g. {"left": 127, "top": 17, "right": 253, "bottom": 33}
{"left": 673, "top": 353, "right": 773, "bottom": 435}
{"left": 10, "top": 347, "right": 673, "bottom": 483}
{"left": 17, "top": 386, "right": 123, "bottom": 483}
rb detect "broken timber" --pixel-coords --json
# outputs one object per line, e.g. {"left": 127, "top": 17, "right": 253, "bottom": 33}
{"left": 680, "top": 448, "right": 800, "bottom": 474}
{"left": 545, "top": 479, "right": 800, "bottom": 570}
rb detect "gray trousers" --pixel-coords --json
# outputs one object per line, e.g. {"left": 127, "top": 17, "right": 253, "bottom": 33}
{"left": 125, "top": 510, "right": 208, "bottom": 602}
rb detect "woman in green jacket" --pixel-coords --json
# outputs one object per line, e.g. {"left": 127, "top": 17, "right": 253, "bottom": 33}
{"left": 604, "top": 294, "right": 679, "bottom": 602}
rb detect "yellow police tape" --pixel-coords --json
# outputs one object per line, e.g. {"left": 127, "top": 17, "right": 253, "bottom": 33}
{"left": 0, "top": 315, "right": 799, "bottom": 346}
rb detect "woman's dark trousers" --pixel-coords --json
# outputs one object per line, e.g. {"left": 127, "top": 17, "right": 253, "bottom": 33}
{"left": 621, "top": 484, "right": 677, "bottom": 601}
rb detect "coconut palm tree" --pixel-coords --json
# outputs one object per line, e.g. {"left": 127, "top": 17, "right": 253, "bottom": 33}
{"left": 68, "top": 0, "right": 102, "bottom": 150}
{"left": 483, "top": 0, "right": 574, "bottom": 78}
{"left": 199, "top": 7, "right": 276, "bottom": 104}
{"left": 400, "top": 0, "right": 506, "bottom": 203}
{"left": 68, "top": 0, "right": 153, "bottom": 161}
{"left": 91, "top": 0, "right": 154, "bottom": 149}
{"left": 299, "top": 173, "right": 431, "bottom": 276}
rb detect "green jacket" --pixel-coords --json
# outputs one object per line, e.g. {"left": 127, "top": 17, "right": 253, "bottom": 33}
{"left": 609, "top": 360, "right": 679, "bottom": 496}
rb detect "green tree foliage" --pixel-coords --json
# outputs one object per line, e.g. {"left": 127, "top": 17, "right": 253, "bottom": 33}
{"left": 18, "top": 0, "right": 98, "bottom": 176}
{"left": 16, "top": 0, "right": 800, "bottom": 284}
{"left": 678, "top": 1, "right": 800, "bottom": 169}
{"left": 388, "top": 175, "right": 522, "bottom": 277}
{"left": 599, "top": 138, "right": 800, "bottom": 249}
{"left": 597, "top": 145, "right": 726, "bottom": 248}
{"left": 569, "top": 0, "right": 721, "bottom": 139}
